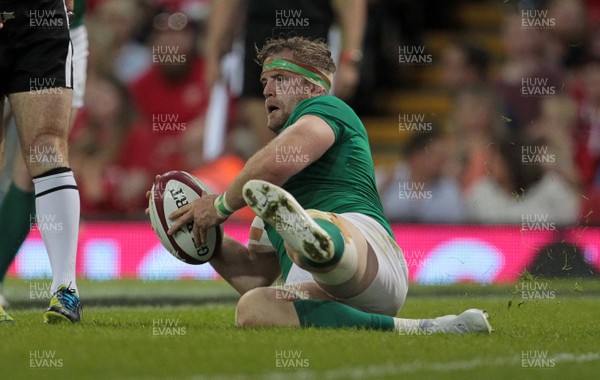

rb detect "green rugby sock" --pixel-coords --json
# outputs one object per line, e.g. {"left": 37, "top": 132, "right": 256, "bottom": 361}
{"left": 302, "top": 218, "right": 345, "bottom": 267}
{"left": 0, "top": 183, "right": 35, "bottom": 283}
{"left": 293, "top": 299, "right": 395, "bottom": 330}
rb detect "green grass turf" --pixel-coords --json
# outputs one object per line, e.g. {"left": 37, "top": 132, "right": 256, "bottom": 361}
{"left": 1, "top": 278, "right": 599, "bottom": 379}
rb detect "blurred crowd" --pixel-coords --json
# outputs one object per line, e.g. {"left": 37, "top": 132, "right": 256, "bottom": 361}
{"left": 377, "top": 0, "right": 600, "bottom": 226}
{"left": 58, "top": 0, "right": 599, "bottom": 226}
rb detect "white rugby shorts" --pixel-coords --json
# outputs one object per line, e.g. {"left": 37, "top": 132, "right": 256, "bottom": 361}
{"left": 251, "top": 213, "right": 409, "bottom": 316}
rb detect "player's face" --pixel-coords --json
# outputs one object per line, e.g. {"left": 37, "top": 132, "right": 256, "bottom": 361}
{"left": 261, "top": 71, "right": 312, "bottom": 133}
{"left": 261, "top": 54, "right": 315, "bottom": 133}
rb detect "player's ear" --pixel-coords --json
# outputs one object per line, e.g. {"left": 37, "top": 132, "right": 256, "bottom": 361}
{"left": 310, "top": 83, "right": 327, "bottom": 97}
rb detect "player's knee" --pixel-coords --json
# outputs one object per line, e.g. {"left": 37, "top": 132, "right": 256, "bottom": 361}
{"left": 306, "top": 209, "right": 333, "bottom": 222}
{"left": 235, "top": 287, "right": 274, "bottom": 328}
{"left": 27, "top": 133, "right": 68, "bottom": 171}
{"left": 29, "top": 132, "right": 66, "bottom": 152}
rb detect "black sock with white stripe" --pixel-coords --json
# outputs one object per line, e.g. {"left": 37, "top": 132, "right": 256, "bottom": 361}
{"left": 32, "top": 168, "right": 80, "bottom": 294}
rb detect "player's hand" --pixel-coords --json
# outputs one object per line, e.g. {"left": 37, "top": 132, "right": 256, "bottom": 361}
{"left": 145, "top": 175, "right": 161, "bottom": 216}
{"left": 167, "top": 194, "right": 228, "bottom": 246}
{"left": 144, "top": 191, "right": 151, "bottom": 215}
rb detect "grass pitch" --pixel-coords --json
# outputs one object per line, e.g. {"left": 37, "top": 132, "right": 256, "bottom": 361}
{"left": 1, "top": 278, "right": 599, "bottom": 379}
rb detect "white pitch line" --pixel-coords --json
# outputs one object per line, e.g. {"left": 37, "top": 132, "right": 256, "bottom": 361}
{"left": 192, "top": 351, "right": 600, "bottom": 380}
{"left": 260, "top": 357, "right": 518, "bottom": 380}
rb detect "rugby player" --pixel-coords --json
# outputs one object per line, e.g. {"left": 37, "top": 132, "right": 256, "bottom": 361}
{"left": 0, "top": 0, "right": 82, "bottom": 323}
{"left": 168, "top": 37, "right": 492, "bottom": 334}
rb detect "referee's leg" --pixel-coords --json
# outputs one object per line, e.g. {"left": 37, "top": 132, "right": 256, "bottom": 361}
{"left": 10, "top": 88, "right": 83, "bottom": 323}
{"left": 10, "top": 90, "right": 72, "bottom": 177}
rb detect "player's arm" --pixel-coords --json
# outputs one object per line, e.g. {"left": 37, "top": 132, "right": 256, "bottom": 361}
{"left": 205, "top": 0, "right": 242, "bottom": 86}
{"left": 210, "top": 236, "right": 280, "bottom": 295}
{"left": 223, "top": 114, "right": 335, "bottom": 209}
{"left": 168, "top": 115, "right": 335, "bottom": 243}
{"left": 332, "top": 0, "right": 366, "bottom": 99}
{"left": 335, "top": 0, "right": 366, "bottom": 59}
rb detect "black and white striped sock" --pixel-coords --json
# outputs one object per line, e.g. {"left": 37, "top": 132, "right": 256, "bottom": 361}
{"left": 33, "top": 168, "right": 80, "bottom": 295}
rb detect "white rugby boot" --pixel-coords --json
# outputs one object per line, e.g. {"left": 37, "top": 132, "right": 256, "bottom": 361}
{"left": 422, "top": 309, "right": 493, "bottom": 334}
{"left": 242, "top": 179, "right": 334, "bottom": 264}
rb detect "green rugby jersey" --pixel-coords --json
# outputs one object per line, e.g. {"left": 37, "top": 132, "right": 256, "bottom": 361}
{"left": 264, "top": 95, "right": 394, "bottom": 281}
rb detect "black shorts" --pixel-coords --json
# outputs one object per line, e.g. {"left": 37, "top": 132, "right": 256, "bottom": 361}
{"left": 0, "top": 0, "right": 72, "bottom": 96}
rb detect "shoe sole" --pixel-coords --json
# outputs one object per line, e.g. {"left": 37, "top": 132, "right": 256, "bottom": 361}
{"left": 242, "top": 180, "right": 334, "bottom": 263}
{"left": 44, "top": 310, "right": 77, "bottom": 324}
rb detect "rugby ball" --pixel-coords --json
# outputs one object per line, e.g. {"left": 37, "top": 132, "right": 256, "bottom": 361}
{"left": 148, "top": 171, "right": 223, "bottom": 264}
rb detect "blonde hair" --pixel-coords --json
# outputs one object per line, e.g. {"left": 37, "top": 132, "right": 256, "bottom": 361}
{"left": 256, "top": 37, "right": 336, "bottom": 77}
